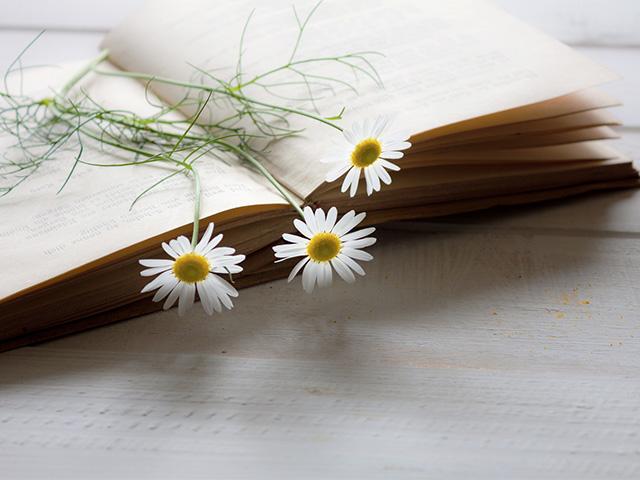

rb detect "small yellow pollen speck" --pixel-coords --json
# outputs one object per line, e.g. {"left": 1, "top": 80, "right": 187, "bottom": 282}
{"left": 172, "top": 252, "right": 210, "bottom": 283}
{"left": 555, "top": 312, "right": 565, "bottom": 319}
{"left": 351, "top": 138, "right": 382, "bottom": 168}
{"left": 307, "top": 232, "right": 341, "bottom": 262}
{"left": 580, "top": 300, "right": 591, "bottom": 305}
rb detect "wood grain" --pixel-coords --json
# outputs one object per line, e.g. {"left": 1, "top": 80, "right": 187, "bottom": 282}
{"left": 2, "top": 229, "right": 639, "bottom": 479}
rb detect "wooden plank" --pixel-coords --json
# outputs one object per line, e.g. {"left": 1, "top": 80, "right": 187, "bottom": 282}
{"left": 0, "top": 229, "right": 638, "bottom": 478}
{"left": 2, "top": 0, "right": 640, "bottom": 48}
{"left": 495, "top": 0, "right": 640, "bottom": 47}
{"left": 0, "top": 31, "right": 102, "bottom": 72}
{"left": 0, "top": 0, "right": 143, "bottom": 31}
{"left": 576, "top": 47, "right": 640, "bottom": 127}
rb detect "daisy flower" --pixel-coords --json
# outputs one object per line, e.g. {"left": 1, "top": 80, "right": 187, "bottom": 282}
{"left": 273, "top": 206, "right": 376, "bottom": 293}
{"left": 139, "top": 223, "right": 245, "bottom": 316}
{"left": 322, "top": 116, "right": 411, "bottom": 197}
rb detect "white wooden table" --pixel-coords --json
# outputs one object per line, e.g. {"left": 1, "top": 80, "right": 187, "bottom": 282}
{"left": 1, "top": 2, "right": 640, "bottom": 478}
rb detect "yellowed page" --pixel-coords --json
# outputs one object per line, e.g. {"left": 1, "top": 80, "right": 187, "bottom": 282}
{"left": 0, "top": 65, "right": 289, "bottom": 300}
{"left": 401, "top": 140, "right": 620, "bottom": 167}
{"left": 412, "top": 109, "right": 620, "bottom": 151}
{"left": 103, "top": 0, "right": 618, "bottom": 198}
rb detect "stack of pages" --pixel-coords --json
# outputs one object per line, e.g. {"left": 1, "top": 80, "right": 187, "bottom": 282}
{"left": 1, "top": 0, "right": 636, "bottom": 350}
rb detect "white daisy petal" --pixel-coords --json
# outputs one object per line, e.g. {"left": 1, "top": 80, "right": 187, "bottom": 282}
{"left": 343, "top": 128, "right": 357, "bottom": 145}
{"left": 200, "top": 233, "right": 223, "bottom": 256}
{"left": 273, "top": 243, "right": 307, "bottom": 253}
{"left": 343, "top": 237, "right": 377, "bottom": 249}
{"left": 140, "top": 265, "right": 173, "bottom": 277}
{"left": 362, "top": 118, "right": 372, "bottom": 137}
{"left": 374, "top": 162, "right": 392, "bottom": 185}
{"left": 380, "top": 150, "right": 404, "bottom": 160}
{"left": 337, "top": 253, "right": 366, "bottom": 276}
{"left": 315, "top": 208, "right": 326, "bottom": 231}
{"left": 349, "top": 168, "right": 360, "bottom": 197}
{"left": 331, "top": 257, "right": 356, "bottom": 283}
{"left": 212, "top": 264, "right": 243, "bottom": 274}
{"left": 340, "top": 166, "right": 358, "bottom": 195}
{"left": 351, "top": 120, "right": 363, "bottom": 138}
{"left": 383, "top": 130, "right": 412, "bottom": 142}
{"left": 152, "top": 276, "right": 179, "bottom": 302}
{"left": 218, "top": 291, "right": 234, "bottom": 310}
{"left": 287, "top": 257, "right": 309, "bottom": 282}
{"left": 202, "top": 276, "right": 222, "bottom": 312}
{"left": 207, "top": 246, "right": 235, "bottom": 258}
{"left": 346, "top": 212, "right": 367, "bottom": 233}
{"left": 274, "top": 250, "right": 307, "bottom": 260}
{"left": 341, "top": 227, "right": 376, "bottom": 242}
{"left": 195, "top": 223, "right": 214, "bottom": 253}
{"left": 197, "top": 281, "right": 214, "bottom": 315}
{"left": 139, "top": 259, "right": 174, "bottom": 268}
{"left": 303, "top": 206, "right": 318, "bottom": 233}
{"left": 141, "top": 270, "right": 174, "bottom": 293}
{"left": 178, "top": 283, "right": 196, "bottom": 316}
{"left": 163, "top": 282, "right": 183, "bottom": 310}
{"left": 282, "top": 233, "right": 309, "bottom": 244}
{"left": 325, "top": 207, "right": 338, "bottom": 232}
{"left": 161, "top": 242, "right": 180, "bottom": 259}
{"left": 302, "top": 261, "right": 319, "bottom": 293}
{"left": 169, "top": 239, "right": 185, "bottom": 256}
{"left": 379, "top": 159, "right": 401, "bottom": 171}
{"left": 209, "top": 276, "right": 237, "bottom": 310}
{"left": 211, "top": 274, "right": 239, "bottom": 298}
{"left": 383, "top": 141, "right": 411, "bottom": 151}
{"left": 213, "top": 254, "right": 245, "bottom": 267}
{"left": 316, "top": 263, "right": 327, "bottom": 287}
{"left": 342, "top": 247, "right": 374, "bottom": 262}
{"left": 372, "top": 115, "right": 390, "bottom": 138}
{"left": 331, "top": 210, "right": 356, "bottom": 236}
{"left": 325, "top": 163, "right": 350, "bottom": 183}
{"left": 364, "top": 167, "right": 374, "bottom": 196}
{"left": 319, "top": 262, "right": 333, "bottom": 288}
{"left": 273, "top": 245, "right": 307, "bottom": 258}
{"left": 177, "top": 236, "right": 192, "bottom": 253}
{"left": 369, "top": 166, "right": 381, "bottom": 192}
{"left": 294, "top": 218, "right": 314, "bottom": 238}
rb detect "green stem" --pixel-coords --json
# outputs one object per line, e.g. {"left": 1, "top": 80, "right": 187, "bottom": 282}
{"left": 231, "top": 55, "right": 367, "bottom": 91}
{"left": 218, "top": 140, "right": 304, "bottom": 218}
{"left": 190, "top": 166, "right": 201, "bottom": 248}
{"left": 93, "top": 69, "right": 343, "bottom": 132}
{"left": 59, "top": 49, "right": 110, "bottom": 99}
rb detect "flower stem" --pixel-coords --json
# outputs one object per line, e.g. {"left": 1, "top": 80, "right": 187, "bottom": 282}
{"left": 93, "top": 69, "right": 343, "bottom": 132}
{"left": 59, "top": 49, "right": 110, "bottom": 99}
{"left": 190, "top": 166, "right": 202, "bottom": 248}
{"left": 218, "top": 141, "right": 305, "bottom": 218}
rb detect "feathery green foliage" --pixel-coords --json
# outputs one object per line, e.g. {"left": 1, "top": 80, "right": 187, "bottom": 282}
{"left": 0, "top": 2, "right": 382, "bottom": 244}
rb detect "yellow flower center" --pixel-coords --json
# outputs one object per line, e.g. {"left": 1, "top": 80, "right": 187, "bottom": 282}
{"left": 351, "top": 138, "right": 382, "bottom": 168}
{"left": 307, "top": 232, "right": 342, "bottom": 263}
{"left": 172, "top": 252, "right": 210, "bottom": 283}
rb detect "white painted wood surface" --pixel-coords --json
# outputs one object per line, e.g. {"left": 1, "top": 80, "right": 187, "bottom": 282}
{"left": 1, "top": 2, "right": 640, "bottom": 479}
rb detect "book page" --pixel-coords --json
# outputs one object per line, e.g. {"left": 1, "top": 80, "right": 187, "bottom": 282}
{"left": 103, "top": 0, "right": 618, "bottom": 198}
{"left": 0, "top": 65, "right": 289, "bottom": 300}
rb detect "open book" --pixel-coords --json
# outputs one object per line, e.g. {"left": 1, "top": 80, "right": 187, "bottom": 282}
{"left": 1, "top": 0, "right": 637, "bottom": 351}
